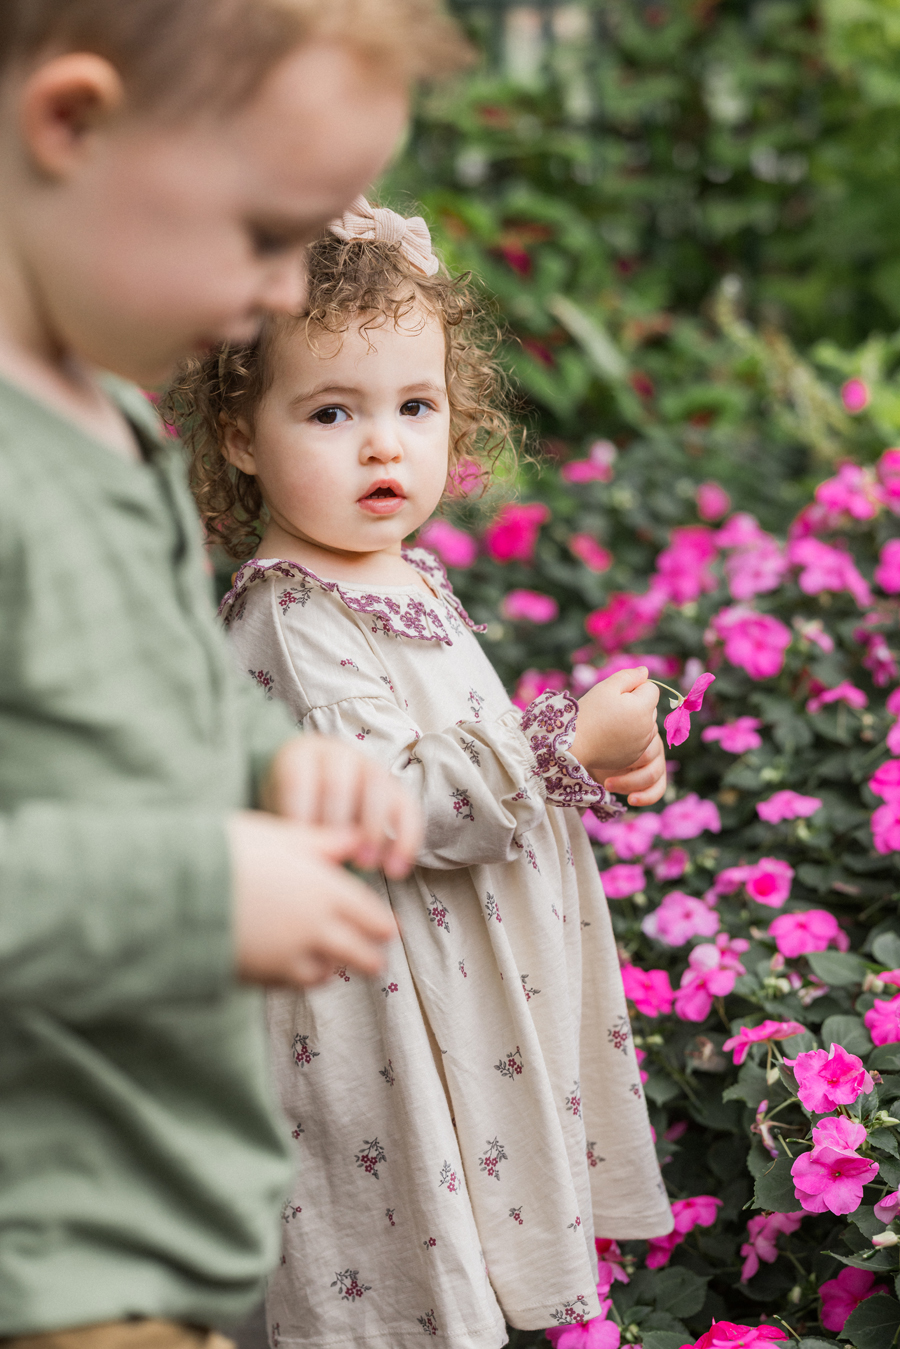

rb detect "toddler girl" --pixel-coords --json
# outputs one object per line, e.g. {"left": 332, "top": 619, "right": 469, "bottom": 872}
{"left": 172, "top": 199, "right": 673, "bottom": 1349}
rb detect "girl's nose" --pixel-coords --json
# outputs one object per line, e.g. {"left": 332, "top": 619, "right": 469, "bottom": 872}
{"left": 362, "top": 424, "right": 403, "bottom": 464}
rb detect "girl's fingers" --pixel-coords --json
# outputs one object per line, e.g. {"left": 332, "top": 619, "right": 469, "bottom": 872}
{"left": 627, "top": 772, "right": 667, "bottom": 807}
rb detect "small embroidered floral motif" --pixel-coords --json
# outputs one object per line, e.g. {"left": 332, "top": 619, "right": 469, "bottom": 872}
{"left": 356, "top": 727, "right": 372, "bottom": 741}
{"left": 248, "top": 669, "right": 274, "bottom": 699}
{"left": 271, "top": 1323, "right": 280, "bottom": 1348}
{"left": 495, "top": 1046, "right": 524, "bottom": 1080}
{"left": 551, "top": 904, "right": 560, "bottom": 920}
{"left": 524, "top": 841, "right": 540, "bottom": 872}
{"left": 340, "top": 658, "right": 359, "bottom": 670}
{"left": 521, "top": 690, "right": 624, "bottom": 818}
{"left": 550, "top": 1297, "right": 591, "bottom": 1326}
{"left": 484, "top": 892, "right": 501, "bottom": 923}
{"left": 423, "top": 1237, "right": 437, "bottom": 1249}
{"left": 334, "top": 966, "right": 350, "bottom": 982}
{"left": 427, "top": 893, "right": 451, "bottom": 932}
{"left": 379, "top": 1060, "right": 395, "bottom": 1086}
{"left": 568, "top": 1216, "right": 582, "bottom": 1231}
{"left": 467, "top": 688, "right": 485, "bottom": 719}
{"left": 580, "top": 919, "right": 591, "bottom": 928}
{"left": 379, "top": 675, "right": 395, "bottom": 692}
{"left": 332, "top": 1270, "right": 371, "bottom": 1300}
{"left": 386, "top": 1209, "right": 396, "bottom": 1227}
{"left": 478, "top": 1137, "right": 508, "bottom": 1180}
{"left": 521, "top": 975, "right": 540, "bottom": 1001}
{"left": 586, "top": 1141, "right": 605, "bottom": 1168}
{"left": 509, "top": 1206, "right": 524, "bottom": 1225}
{"left": 291, "top": 1034, "right": 319, "bottom": 1068}
{"left": 630, "top": 1081, "right": 643, "bottom": 1098}
{"left": 460, "top": 737, "right": 481, "bottom": 766}
{"left": 278, "top": 584, "right": 311, "bottom": 609}
{"left": 281, "top": 1200, "right": 302, "bottom": 1223}
{"left": 439, "top": 1161, "right": 460, "bottom": 1194}
{"left": 381, "top": 982, "right": 399, "bottom": 997}
{"left": 458, "top": 960, "right": 468, "bottom": 978}
{"left": 417, "top": 1310, "right": 439, "bottom": 1337}
{"left": 451, "top": 788, "right": 474, "bottom": 821}
{"left": 566, "top": 1080, "right": 582, "bottom": 1117}
{"left": 355, "top": 1137, "right": 387, "bottom": 1178}
{"left": 566, "top": 839, "right": 574, "bottom": 867}
{"left": 608, "top": 1015, "right": 631, "bottom": 1054}
{"left": 291, "top": 1122, "right": 304, "bottom": 1139}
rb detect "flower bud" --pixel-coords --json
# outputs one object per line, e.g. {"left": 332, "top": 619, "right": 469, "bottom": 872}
{"left": 788, "top": 1285, "right": 803, "bottom": 1304}
{"left": 766, "top": 1064, "right": 782, "bottom": 1085}
{"left": 872, "top": 1231, "right": 900, "bottom": 1248}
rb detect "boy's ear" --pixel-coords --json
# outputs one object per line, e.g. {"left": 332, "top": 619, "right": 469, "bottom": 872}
{"left": 221, "top": 416, "right": 258, "bottom": 475}
{"left": 20, "top": 54, "right": 125, "bottom": 177}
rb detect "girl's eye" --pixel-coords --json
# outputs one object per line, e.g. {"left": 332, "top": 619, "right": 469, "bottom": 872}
{"left": 400, "top": 400, "right": 430, "bottom": 417}
{"left": 312, "top": 407, "right": 349, "bottom": 426}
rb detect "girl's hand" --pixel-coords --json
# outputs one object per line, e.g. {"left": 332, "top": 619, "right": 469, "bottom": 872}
{"left": 602, "top": 731, "right": 667, "bottom": 807}
{"left": 570, "top": 667, "right": 660, "bottom": 781}
{"left": 261, "top": 735, "right": 423, "bottom": 880}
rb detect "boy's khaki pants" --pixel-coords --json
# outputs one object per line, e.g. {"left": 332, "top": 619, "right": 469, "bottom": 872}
{"left": 0, "top": 1321, "right": 234, "bottom": 1349}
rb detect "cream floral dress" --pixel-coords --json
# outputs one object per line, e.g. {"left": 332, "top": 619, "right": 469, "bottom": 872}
{"left": 220, "top": 547, "right": 672, "bottom": 1349}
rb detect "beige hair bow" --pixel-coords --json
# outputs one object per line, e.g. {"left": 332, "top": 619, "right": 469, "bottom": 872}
{"left": 328, "top": 196, "right": 440, "bottom": 277}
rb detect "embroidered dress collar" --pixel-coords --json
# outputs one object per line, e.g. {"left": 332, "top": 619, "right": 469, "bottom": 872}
{"left": 219, "top": 546, "right": 485, "bottom": 647}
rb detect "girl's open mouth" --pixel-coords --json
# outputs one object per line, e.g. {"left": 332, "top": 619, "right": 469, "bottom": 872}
{"left": 358, "top": 480, "right": 407, "bottom": 516}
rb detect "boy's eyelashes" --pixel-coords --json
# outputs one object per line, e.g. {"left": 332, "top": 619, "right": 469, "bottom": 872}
{"left": 248, "top": 224, "right": 303, "bottom": 257}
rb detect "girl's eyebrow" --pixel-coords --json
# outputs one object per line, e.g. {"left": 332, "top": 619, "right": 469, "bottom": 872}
{"left": 291, "top": 379, "right": 448, "bottom": 406}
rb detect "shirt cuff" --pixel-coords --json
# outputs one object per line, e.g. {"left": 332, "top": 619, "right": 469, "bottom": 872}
{"left": 520, "top": 691, "right": 625, "bottom": 820}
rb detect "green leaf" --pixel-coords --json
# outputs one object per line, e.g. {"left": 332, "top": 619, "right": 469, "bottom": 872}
{"left": 871, "top": 1048, "right": 900, "bottom": 1074}
{"left": 753, "top": 1154, "right": 799, "bottom": 1213}
{"left": 723, "top": 1060, "right": 769, "bottom": 1108}
{"left": 642, "top": 1334, "right": 687, "bottom": 1349}
{"left": 874, "top": 933, "right": 900, "bottom": 968}
{"left": 798, "top": 1340, "right": 843, "bottom": 1349}
{"left": 808, "top": 950, "right": 868, "bottom": 987}
{"left": 881, "top": 1157, "right": 900, "bottom": 1188}
{"left": 649, "top": 1267, "right": 710, "bottom": 1319}
{"left": 870, "top": 1129, "right": 900, "bottom": 1157}
{"left": 839, "top": 1293, "right": 900, "bottom": 1349}
{"left": 851, "top": 1206, "right": 882, "bottom": 1238}
{"left": 644, "top": 1073, "right": 682, "bottom": 1106}
{"left": 822, "top": 1014, "right": 874, "bottom": 1055}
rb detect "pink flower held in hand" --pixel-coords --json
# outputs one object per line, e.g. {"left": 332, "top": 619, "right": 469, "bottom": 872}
{"left": 569, "top": 534, "right": 613, "bottom": 572}
{"left": 745, "top": 858, "right": 794, "bottom": 908}
{"left": 709, "top": 605, "right": 793, "bottom": 679}
{"left": 723, "top": 1019, "right": 806, "bottom": 1065}
{"left": 874, "top": 1190, "right": 900, "bottom": 1224}
{"left": 620, "top": 965, "right": 674, "bottom": 1016}
{"left": 820, "top": 1268, "right": 889, "bottom": 1333}
{"left": 641, "top": 891, "right": 720, "bottom": 947}
{"left": 659, "top": 793, "right": 721, "bottom": 840}
{"left": 598, "top": 863, "right": 646, "bottom": 899}
{"left": 842, "top": 378, "right": 870, "bottom": 413}
{"left": 865, "top": 992, "right": 900, "bottom": 1045}
{"left": 739, "top": 1211, "right": 803, "bottom": 1282}
{"left": 500, "top": 589, "right": 559, "bottom": 624}
{"left": 875, "top": 539, "right": 900, "bottom": 594}
{"left": 417, "top": 519, "right": 477, "bottom": 569}
{"left": 870, "top": 759, "right": 900, "bottom": 801}
{"left": 769, "top": 908, "right": 847, "bottom": 957}
{"left": 757, "top": 791, "right": 823, "bottom": 823}
{"left": 663, "top": 672, "right": 715, "bottom": 747}
{"left": 483, "top": 502, "right": 549, "bottom": 563}
{"left": 783, "top": 1044, "right": 874, "bottom": 1112}
{"left": 691, "top": 1323, "right": 788, "bottom": 1349}
{"left": 702, "top": 717, "right": 763, "bottom": 753}
{"left": 697, "top": 481, "right": 732, "bottom": 521}
{"left": 806, "top": 680, "right": 869, "bottom": 715}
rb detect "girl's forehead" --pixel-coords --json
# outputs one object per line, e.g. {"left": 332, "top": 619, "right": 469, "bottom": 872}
{"left": 273, "top": 304, "right": 447, "bottom": 380}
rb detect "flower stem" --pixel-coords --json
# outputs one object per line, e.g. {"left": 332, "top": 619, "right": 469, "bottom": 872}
{"left": 648, "top": 678, "right": 685, "bottom": 705}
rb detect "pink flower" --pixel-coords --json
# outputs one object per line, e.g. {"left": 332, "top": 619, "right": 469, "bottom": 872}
{"left": 889, "top": 721, "right": 900, "bottom": 755}
{"left": 745, "top": 858, "right": 794, "bottom": 908}
{"left": 769, "top": 908, "right": 848, "bottom": 957}
{"left": 569, "top": 534, "right": 613, "bottom": 572}
{"left": 879, "top": 450, "right": 900, "bottom": 514}
{"left": 857, "top": 624, "right": 899, "bottom": 687}
{"left": 757, "top": 791, "right": 823, "bottom": 823}
{"left": 674, "top": 941, "right": 746, "bottom": 1021}
{"left": 660, "top": 793, "right": 722, "bottom": 840}
{"left": 546, "top": 1298, "right": 621, "bottom": 1349}
{"left": 783, "top": 1044, "right": 874, "bottom": 1112}
{"left": 651, "top": 846, "right": 689, "bottom": 881}
{"left": 595, "top": 1239, "right": 629, "bottom": 1296}
{"left": 709, "top": 605, "right": 793, "bottom": 680}
{"left": 739, "top": 1212, "right": 803, "bottom": 1282}
{"left": 483, "top": 502, "right": 550, "bottom": 563}
{"left": 585, "top": 589, "right": 667, "bottom": 653}
{"left": 725, "top": 540, "right": 788, "bottom": 601}
{"left": 815, "top": 463, "right": 882, "bottom": 522}
{"left": 448, "top": 457, "right": 483, "bottom": 497}
{"left": 842, "top": 378, "right": 870, "bottom": 414}
{"left": 702, "top": 717, "right": 763, "bottom": 753}
{"left": 635, "top": 1045, "right": 648, "bottom": 1084}
{"left": 588, "top": 811, "right": 660, "bottom": 859}
{"left": 795, "top": 617, "right": 835, "bottom": 653}
{"left": 641, "top": 892, "right": 721, "bottom": 947}
{"left": 717, "top": 513, "right": 770, "bottom": 549}
{"left": 874, "top": 1190, "right": 900, "bottom": 1224}
{"left": 620, "top": 965, "right": 674, "bottom": 1016}
{"left": 511, "top": 668, "right": 568, "bottom": 711}
{"left": 561, "top": 439, "right": 617, "bottom": 485}
{"left": 417, "top": 519, "right": 477, "bottom": 569}
{"left": 875, "top": 539, "right": 900, "bottom": 594}
{"left": 722, "top": 1019, "right": 806, "bottom": 1065}
{"left": 792, "top": 1145, "right": 879, "bottom": 1215}
{"left": 664, "top": 672, "right": 716, "bottom": 748}
{"left": 645, "top": 1196, "right": 722, "bottom": 1267}
{"left": 598, "top": 863, "right": 646, "bottom": 899}
{"left": 787, "top": 537, "right": 873, "bottom": 608}
{"left": 872, "top": 801, "right": 900, "bottom": 853}
{"left": 653, "top": 526, "right": 719, "bottom": 605}
{"left": 806, "top": 680, "right": 868, "bottom": 714}
{"left": 697, "top": 482, "right": 731, "bottom": 521}
{"left": 870, "top": 759, "right": 900, "bottom": 801}
{"left": 689, "top": 1324, "right": 787, "bottom": 1349}
{"left": 820, "top": 1268, "right": 890, "bottom": 1333}
{"left": 865, "top": 992, "right": 900, "bottom": 1046}
{"left": 812, "top": 1116, "right": 868, "bottom": 1154}
{"left": 501, "top": 589, "right": 559, "bottom": 624}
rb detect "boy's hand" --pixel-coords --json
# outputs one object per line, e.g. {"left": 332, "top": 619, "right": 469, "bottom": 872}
{"left": 261, "top": 735, "right": 423, "bottom": 880}
{"left": 570, "top": 667, "right": 660, "bottom": 782}
{"left": 603, "top": 731, "right": 668, "bottom": 807}
{"left": 230, "top": 812, "right": 398, "bottom": 987}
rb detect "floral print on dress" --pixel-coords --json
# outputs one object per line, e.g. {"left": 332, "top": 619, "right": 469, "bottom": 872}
{"left": 290, "top": 1121, "right": 304, "bottom": 1140}
{"left": 495, "top": 1046, "right": 524, "bottom": 1081}
{"left": 460, "top": 736, "right": 481, "bottom": 766}
{"left": 458, "top": 959, "right": 468, "bottom": 978}
{"left": 334, "top": 966, "right": 350, "bottom": 982}
{"left": 467, "top": 688, "right": 485, "bottom": 719}
{"left": 607, "top": 1015, "right": 631, "bottom": 1054}
{"left": 450, "top": 787, "right": 474, "bottom": 821}
{"left": 509, "top": 1206, "right": 524, "bottom": 1225}
{"left": 355, "top": 1138, "right": 386, "bottom": 1178}
{"left": 438, "top": 1161, "right": 460, "bottom": 1194}
{"left": 385, "top": 1208, "right": 396, "bottom": 1227}
{"left": 331, "top": 1270, "right": 371, "bottom": 1300}
{"left": 427, "top": 892, "right": 451, "bottom": 932}
{"left": 521, "top": 974, "right": 540, "bottom": 1001}
{"left": 550, "top": 1297, "right": 591, "bottom": 1326}
{"left": 586, "top": 1141, "right": 605, "bottom": 1168}
{"left": 281, "top": 1200, "right": 302, "bottom": 1223}
{"left": 248, "top": 669, "right": 274, "bottom": 699}
{"left": 568, "top": 1216, "right": 582, "bottom": 1232}
{"left": 379, "top": 1060, "right": 395, "bottom": 1086}
{"left": 278, "top": 583, "right": 311, "bottom": 609}
{"left": 484, "top": 892, "right": 501, "bottom": 923}
{"left": 291, "top": 1034, "right": 319, "bottom": 1067}
{"left": 566, "top": 1080, "right": 582, "bottom": 1117}
{"left": 521, "top": 689, "right": 624, "bottom": 818}
{"left": 423, "top": 1236, "right": 437, "bottom": 1249}
{"left": 340, "top": 658, "right": 359, "bottom": 670}
{"left": 355, "top": 726, "right": 372, "bottom": 741}
{"left": 478, "top": 1137, "right": 508, "bottom": 1180}
{"left": 417, "top": 1310, "right": 439, "bottom": 1336}
{"left": 381, "top": 981, "right": 399, "bottom": 997}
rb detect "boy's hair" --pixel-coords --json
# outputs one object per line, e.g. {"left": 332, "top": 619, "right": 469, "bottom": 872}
{"left": 0, "top": 0, "right": 468, "bottom": 110}
{"left": 164, "top": 230, "right": 518, "bottom": 559}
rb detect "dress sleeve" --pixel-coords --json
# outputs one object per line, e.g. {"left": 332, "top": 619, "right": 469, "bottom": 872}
{"left": 521, "top": 690, "right": 623, "bottom": 820}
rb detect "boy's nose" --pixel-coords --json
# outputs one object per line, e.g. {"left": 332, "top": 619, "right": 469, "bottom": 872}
{"left": 256, "top": 252, "right": 309, "bottom": 315}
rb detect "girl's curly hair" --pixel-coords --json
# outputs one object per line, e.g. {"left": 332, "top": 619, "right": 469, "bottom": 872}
{"left": 162, "top": 227, "right": 519, "bottom": 559}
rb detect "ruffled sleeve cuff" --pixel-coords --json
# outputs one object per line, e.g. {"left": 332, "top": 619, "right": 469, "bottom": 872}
{"left": 520, "top": 691, "right": 625, "bottom": 821}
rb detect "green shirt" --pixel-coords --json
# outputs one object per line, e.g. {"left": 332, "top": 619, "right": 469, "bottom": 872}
{"left": 0, "top": 376, "right": 294, "bottom": 1334}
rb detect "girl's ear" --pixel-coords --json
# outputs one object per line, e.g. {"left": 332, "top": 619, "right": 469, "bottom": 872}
{"left": 221, "top": 416, "right": 257, "bottom": 474}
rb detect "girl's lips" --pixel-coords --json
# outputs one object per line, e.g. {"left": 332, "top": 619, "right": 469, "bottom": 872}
{"left": 358, "top": 495, "right": 407, "bottom": 516}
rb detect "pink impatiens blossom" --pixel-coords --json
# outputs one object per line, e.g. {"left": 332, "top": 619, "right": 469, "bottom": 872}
{"left": 702, "top": 717, "right": 763, "bottom": 753}
{"left": 722, "top": 1019, "right": 806, "bottom": 1065}
{"left": 569, "top": 534, "right": 613, "bottom": 573}
{"left": 724, "top": 538, "right": 788, "bottom": 602}
{"left": 620, "top": 964, "right": 674, "bottom": 1016}
{"left": 689, "top": 1323, "right": 788, "bottom": 1349}
{"left": 874, "top": 1190, "right": 900, "bottom": 1224}
{"left": 645, "top": 1195, "right": 722, "bottom": 1267}
{"left": 448, "top": 458, "right": 483, "bottom": 497}
{"left": 598, "top": 864, "right": 646, "bottom": 899}
{"left": 869, "top": 759, "right": 900, "bottom": 801}
{"left": 806, "top": 680, "right": 869, "bottom": 715}
{"left": 716, "top": 513, "right": 770, "bottom": 549}
{"left": 856, "top": 621, "right": 899, "bottom": 688}
{"left": 768, "top": 909, "right": 848, "bottom": 957}
{"left": 708, "top": 605, "right": 792, "bottom": 680}
{"left": 560, "top": 438, "right": 617, "bottom": 485}
{"left": 483, "top": 502, "right": 549, "bottom": 563}
{"left": 587, "top": 811, "right": 660, "bottom": 859}
{"left": 650, "top": 846, "right": 689, "bottom": 881}
{"left": 842, "top": 377, "right": 870, "bottom": 414}
{"left": 865, "top": 992, "right": 900, "bottom": 1046}
{"left": 792, "top": 1146, "right": 878, "bottom": 1215}
{"left": 653, "top": 526, "right": 719, "bottom": 605}
{"left": 664, "top": 672, "right": 716, "bottom": 748}
{"left": 500, "top": 589, "right": 559, "bottom": 624}
{"left": 815, "top": 462, "right": 882, "bottom": 522}
{"left": 873, "top": 801, "right": 900, "bottom": 854}
{"left": 878, "top": 448, "right": 900, "bottom": 511}
{"left": 757, "top": 791, "right": 823, "bottom": 823}
{"left": 641, "top": 892, "right": 720, "bottom": 947}
{"left": 584, "top": 589, "right": 667, "bottom": 653}
{"left": 875, "top": 539, "right": 900, "bottom": 594}
{"left": 659, "top": 793, "right": 722, "bottom": 840}
{"left": 594, "top": 1239, "right": 629, "bottom": 1296}
{"left": 696, "top": 481, "right": 731, "bottom": 521}
{"left": 417, "top": 519, "right": 477, "bottom": 569}
{"left": 739, "top": 1211, "right": 803, "bottom": 1282}
{"left": 787, "top": 537, "right": 873, "bottom": 608}
{"left": 744, "top": 858, "right": 794, "bottom": 908}
{"left": 820, "top": 1268, "right": 890, "bottom": 1333}
{"left": 511, "top": 668, "right": 568, "bottom": 711}
{"left": 783, "top": 1044, "right": 874, "bottom": 1112}
{"left": 674, "top": 939, "right": 747, "bottom": 1021}
{"left": 546, "top": 1298, "right": 620, "bottom": 1349}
